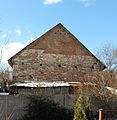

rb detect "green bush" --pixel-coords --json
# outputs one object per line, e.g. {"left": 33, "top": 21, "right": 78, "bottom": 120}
{"left": 85, "top": 97, "right": 94, "bottom": 120}
{"left": 74, "top": 94, "right": 87, "bottom": 120}
{"left": 74, "top": 94, "right": 94, "bottom": 120}
{"left": 20, "top": 96, "right": 73, "bottom": 120}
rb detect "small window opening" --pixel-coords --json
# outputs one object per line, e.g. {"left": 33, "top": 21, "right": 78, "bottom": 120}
{"left": 75, "top": 66, "right": 77, "bottom": 69}
{"left": 58, "top": 64, "right": 61, "bottom": 67}
{"left": 91, "top": 65, "right": 94, "bottom": 69}
{"left": 91, "top": 63, "right": 97, "bottom": 71}
{"left": 29, "top": 75, "right": 33, "bottom": 79}
{"left": 40, "top": 64, "right": 42, "bottom": 66}
{"left": 22, "top": 62, "right": 24, "bottom": 65}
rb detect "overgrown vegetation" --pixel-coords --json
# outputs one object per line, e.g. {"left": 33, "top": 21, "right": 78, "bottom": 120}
{"left": 19, "top": 95, "right": 73, "bottom": 120}
{"left": 88, "top": 43, "right": 117, "bottom": 110}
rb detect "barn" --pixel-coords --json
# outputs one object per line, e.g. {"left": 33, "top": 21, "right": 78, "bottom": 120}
{"left": 8, "top": 23, "right": 106, "bottom": 95}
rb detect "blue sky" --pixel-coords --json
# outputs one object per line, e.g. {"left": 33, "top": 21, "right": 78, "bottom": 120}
{"left": 0, "top": 0, "right": 117, "bottom": 66}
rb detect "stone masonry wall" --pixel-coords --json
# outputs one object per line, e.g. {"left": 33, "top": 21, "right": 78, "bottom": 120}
{"left": 10, "top": 24, "right": 104, "bottom": 82}
{"left": 12, "top": 49, "right": 102, "bottom": 82}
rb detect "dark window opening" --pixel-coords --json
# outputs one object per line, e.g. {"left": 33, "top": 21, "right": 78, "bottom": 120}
{"left": 91, "top": 63, "right": 98, "bottom": 72}
{"left": 91, "top": 63, "right": 97, "bottom": 70}
{"left": 91, "top": 65, "right": 94, "bottom": 69}
{"left": 58, "top": 64, "right": 61, "bottom": 67}
{"left": 22, "top": 62, "right": 24, "bottom": 65}
{"left": 40, "top": 64, "right": 42, "bottom": 66}
{"left": 69, "top": 86, "right": 74, "bottom": 94}
{"left": 29, "top": 75, "right": 33, "bottom": 79}
{"left": 75, "top": 66, "right": 77, "bottom": 69}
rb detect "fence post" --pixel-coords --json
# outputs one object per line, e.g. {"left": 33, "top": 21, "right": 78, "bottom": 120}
{"left": 99, "top": 109, "right": 103, "bottom": 120}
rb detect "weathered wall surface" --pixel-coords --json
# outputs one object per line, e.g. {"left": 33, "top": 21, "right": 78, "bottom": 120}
{"left": 10, "top": 24, "right": 104, "bottom": 82}
{"left": 0, "top": 94, "right": 77, "bottom": 120}
{"left": 11, "top": 86, "right": 70, "bottom": 96}
{"left": 0, "top": 95, "right": 28, "bottom": 120}
{"left": 0, "top": 95, "right": 110, "bottom": 120}
{"left": 12, "top": 49, "right": 101, "bottom": 82}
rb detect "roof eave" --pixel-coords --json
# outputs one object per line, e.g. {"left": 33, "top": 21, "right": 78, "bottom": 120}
{"left": 8, "top": 59, "right": 13, "bottom": 67}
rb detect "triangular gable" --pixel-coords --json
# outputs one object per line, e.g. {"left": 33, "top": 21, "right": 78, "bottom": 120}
{"left": 8, "top": 23, "right": 106, "bottom": 69}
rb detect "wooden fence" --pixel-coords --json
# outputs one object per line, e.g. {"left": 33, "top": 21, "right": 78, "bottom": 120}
{"left": 99, "top": 109, "right": 117, "bottom": 120}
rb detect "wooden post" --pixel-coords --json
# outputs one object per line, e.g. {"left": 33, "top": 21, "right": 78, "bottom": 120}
{"left": 99, "top": 109, "right": 103, "bottom": 120}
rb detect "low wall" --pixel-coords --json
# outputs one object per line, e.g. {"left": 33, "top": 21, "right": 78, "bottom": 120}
{"left": 0, "top": 94, "right": 77, "bottom": 120}
{"left": 1, "top": 94, "right": 115, "bottom": 120}
{"left": 0, "top": 95, "right": 28, "bottom": 120}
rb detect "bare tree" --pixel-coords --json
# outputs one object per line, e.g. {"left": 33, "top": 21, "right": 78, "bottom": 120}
{"left": 96, "top": 43, "right": 117, "bottom": 70}
{"left": 0, "top": 32, "right": 11, "bottom": 91}
{"left": 86, "top": 43, "right": 117, "bottom": 110}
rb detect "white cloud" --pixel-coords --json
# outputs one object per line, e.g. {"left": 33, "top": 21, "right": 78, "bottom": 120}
{"left": 1, "top": 42, "right": 26, "bottom": 63}
{"left": 27, "top": 36, "right": 35, "bottom": 44}
{"left": 43, "top": 0, "right": 62, "bottom": 5}
{"left": 0, "top": 42, "right": 26, "bottom": 69}
{"left": 0, "top": 36, "right": 35, "bottom": 65}
{"left": 16, "top": 29, "right": 22, "bottom": 36}
{"left": 0, "top": 29, "right": 35, "bottom": 69}
{"left": 16, "top": 26, "right": 22, "bottom": 36}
